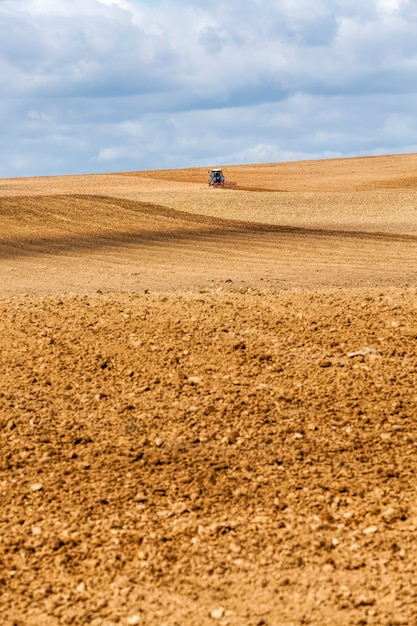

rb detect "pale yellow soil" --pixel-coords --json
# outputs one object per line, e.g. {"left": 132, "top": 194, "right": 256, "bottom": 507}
{"left": 1, "top": 155, "right": 417, "bottom": 626}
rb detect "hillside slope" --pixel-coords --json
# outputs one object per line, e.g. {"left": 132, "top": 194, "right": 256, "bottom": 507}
{"left": 1, "top": 154, "right": 417, "bottom": 295}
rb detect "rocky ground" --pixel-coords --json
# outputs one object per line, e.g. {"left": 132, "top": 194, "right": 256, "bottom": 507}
{"left": 1, "top": 155, "right": 417, "bottom": 625}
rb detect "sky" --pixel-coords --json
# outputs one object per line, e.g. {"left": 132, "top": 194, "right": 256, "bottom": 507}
{"left": 1, "top": 0, "right": 417, "bottom": 177}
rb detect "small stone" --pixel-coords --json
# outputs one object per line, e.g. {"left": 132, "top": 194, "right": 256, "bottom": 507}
{"left": 127, "top": 616, "right": 141, "bottom": 625}
{"left": 210, "top": 607, "right": 225, "bottom": 620}
{"left": 76, "top": 582, "right": 86, "bottom": 593}
{"left": 309, "top": 515, "right": 322, "bottom": 531}
{"left": 382, "top": 507, "right": 399, "bottom": 523}
{"left": 363, "top": 525, "right": 378, "bottom": 535}
{"left": 154, "top": 438, "right": 163, "bottom": 447}
{"left": 171, "top": 501, "right": 188, "bottom": 515}
{"left": 347, "top": 347, "right": 373, "bottom": 358}
{"left": 32, "top": 526, "right": 42, "bottom": 535}
{"left": 293, "top": 433, "right": 303, "bottom": 440}
{"left": 319, "top": 359, "right": 332, "bottom": 368}
{"left": 354, "top": 594, "right": 375, "bottom": 607}
{"left": 188, "top": 376, "right": 202, "bottom": 385}
{"left": 31, "top": 483, "right": 43, "bottom": 492}
{"left": 135, "top": 492, "right": 146, "bottom": 502}
{"left": 229, "top": 541, "right": 241, "bottom": 554}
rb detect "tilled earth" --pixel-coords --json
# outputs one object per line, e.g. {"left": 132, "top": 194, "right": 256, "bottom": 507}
{"left": 2, "top": 290, "right": 417, "bottom": 626}
{"left": 1, "top": 156, "right": 417, "bottom": 625}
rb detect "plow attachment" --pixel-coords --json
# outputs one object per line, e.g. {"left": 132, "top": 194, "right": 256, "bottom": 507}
{"left": 208, "top": 180, "right": 236, "bottom": 188}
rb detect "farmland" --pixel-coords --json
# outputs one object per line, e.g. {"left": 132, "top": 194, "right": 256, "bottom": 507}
{"left": 1, "top": 154, "right": 417, "bottom": 625}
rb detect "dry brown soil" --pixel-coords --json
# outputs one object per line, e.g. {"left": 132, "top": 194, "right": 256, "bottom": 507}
{"left": 1, "top": 154, "right": 417, "bottom": 626}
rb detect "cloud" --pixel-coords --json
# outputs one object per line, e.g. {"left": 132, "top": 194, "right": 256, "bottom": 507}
{"left": 0, "top": 0, "right": 417, "bottom": 176}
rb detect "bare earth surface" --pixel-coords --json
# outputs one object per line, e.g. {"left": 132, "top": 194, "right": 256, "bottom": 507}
{"left": 1, "top": 155, "right": 417, "bottom": 625}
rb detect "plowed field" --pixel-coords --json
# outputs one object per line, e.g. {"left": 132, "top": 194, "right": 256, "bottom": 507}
{"left": 1, "top": 154, "right": 417, "bottom": 626}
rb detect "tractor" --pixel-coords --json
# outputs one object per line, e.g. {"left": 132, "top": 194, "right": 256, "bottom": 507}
{"left": 208, "top": 168, "right": 236, "bottom": 188}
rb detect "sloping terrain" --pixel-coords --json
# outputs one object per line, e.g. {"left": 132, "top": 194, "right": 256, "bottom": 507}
{"left": 1, "top": 193, "right": 417, "bottom": 297}
{"left": 1, "top": 154, "right": 417, "bottom": 625}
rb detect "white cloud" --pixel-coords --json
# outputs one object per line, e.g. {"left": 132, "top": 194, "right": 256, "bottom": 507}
{"left": 0, "top": 0, "right": 417, "bottom": 176}
{"left": 375, "top": 0, "right": 402, "bottom": 12}
{"left": 96, "top": 146, "right": 127, "bottom": 162}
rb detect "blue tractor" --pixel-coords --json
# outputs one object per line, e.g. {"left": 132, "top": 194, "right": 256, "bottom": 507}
{"left": 208, "top": 168, "right": 236, "bottom": 188}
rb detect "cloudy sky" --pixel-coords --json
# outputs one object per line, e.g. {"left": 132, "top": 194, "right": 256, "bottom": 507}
{"left": 1, "top": 0, "right": 417, "bottom": 177}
